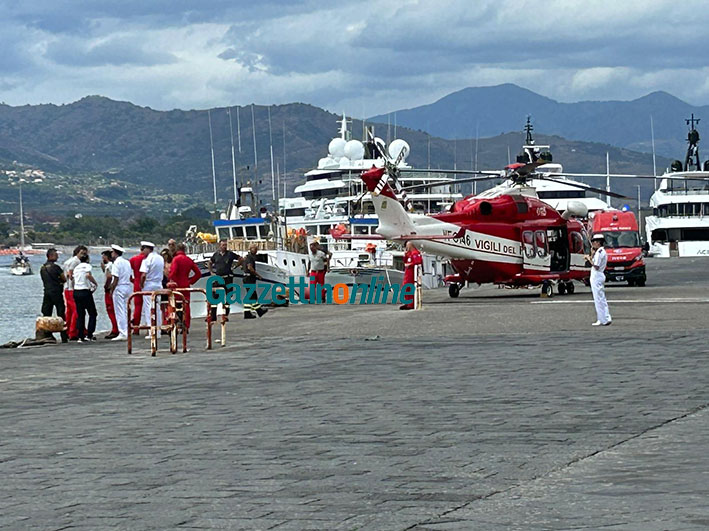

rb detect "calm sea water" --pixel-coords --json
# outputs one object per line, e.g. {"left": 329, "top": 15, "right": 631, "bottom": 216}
{"left": 0, "top": 253, "right": 112, "bottom": 344}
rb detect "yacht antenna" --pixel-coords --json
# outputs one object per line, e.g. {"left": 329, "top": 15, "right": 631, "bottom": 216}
{"left": 453, "top": 138, "right": 457, "bottom": 171}
{"left": 474, "top": 121, "right": 479, "bottom": 171}
{"left": 524, "top": 115, "right": 534, "bottom": 145}
{"left": 208, "top": 109, "right": 217, "bottom": 204}
{"left": 684, "top": 113, "right": 701, "bottom": 171}
{"left": 228, "top": 108, "right": 238, "bottom": 204}
{"left": 427, "top": 133, "right": 431, "bottom": 170}
{"left": 337, "top": 112, "right": 351, "bottom": 140}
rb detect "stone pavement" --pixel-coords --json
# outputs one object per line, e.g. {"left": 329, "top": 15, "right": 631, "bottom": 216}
{"left": 1, "top": 257, "right": 708, "bottom": 530}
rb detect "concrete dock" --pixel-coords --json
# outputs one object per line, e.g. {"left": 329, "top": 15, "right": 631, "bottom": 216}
{"left": 2, "top": 257, "right": 708, "bottom": 530}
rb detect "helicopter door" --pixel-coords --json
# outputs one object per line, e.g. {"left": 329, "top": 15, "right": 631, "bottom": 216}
{"left": 522, "top": 230, "right": 551, "bottom": 271}
{"left": 547, "top": 226, "right": 569, "bottom": 272}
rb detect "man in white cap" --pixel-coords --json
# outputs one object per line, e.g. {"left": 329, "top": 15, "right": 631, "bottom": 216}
{"left": 109, "top": 244, "right": 133, "bottom": 340}
{"left": 139, "top": 241, "right": 165, "bottom": 337}
{"left": 585, "top": 233, "right": 612, "bottom": 326}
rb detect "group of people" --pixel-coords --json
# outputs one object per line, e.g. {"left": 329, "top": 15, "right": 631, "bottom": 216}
{"left": 39, "top": 240, "right": 202, "bottom": 343}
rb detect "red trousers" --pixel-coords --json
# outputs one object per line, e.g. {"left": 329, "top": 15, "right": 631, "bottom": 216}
{"left": 309, "top": 270, "right": 326, "bottom": 302}
{"left": 402, "top": 268, "right": 415, "bottom": 308}
{"left": 64, "top": 290, "right": 78, "bottom": 339}
{"left": 104, "top": 291, "right": 118, "bottom": 335}
{"left": 180, "top": 292, "right": 192, "bottom": 330}
{"left": 131, "top": 283, "right": 143, "bottom": 332}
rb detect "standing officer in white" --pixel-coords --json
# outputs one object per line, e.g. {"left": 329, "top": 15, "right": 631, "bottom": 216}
{"left": 585, "top": 233, "right": 612, "bottom": 326}
{"left": 109, "top": 244, "right": 133, "bottom": 340}
{"left": 139, "top": 241, "right": 165, "bottom": 336}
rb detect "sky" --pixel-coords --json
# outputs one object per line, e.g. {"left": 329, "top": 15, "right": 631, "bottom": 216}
{"left": 1, "top": 0, "right": 708, "bottom": 117}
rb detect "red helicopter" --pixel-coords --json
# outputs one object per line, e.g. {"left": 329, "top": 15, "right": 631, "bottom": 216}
{"left": 332, "top": 121, "right": 634, "bottom": 298}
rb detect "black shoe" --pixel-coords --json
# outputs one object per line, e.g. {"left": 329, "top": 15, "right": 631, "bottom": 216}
{"left": 105, "top": 333, "right": 118, "bottom": 340}
{"left": 399, "top": 304, "right": 414, "bottom": 311}
{"left": 256, "top": 308, "right": 268, "bottom": 317}
{"left": 244, "top": 312, "right": 257, "bottom": 320}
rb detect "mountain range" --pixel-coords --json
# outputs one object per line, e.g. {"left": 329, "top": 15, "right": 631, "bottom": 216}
{"left": 369, "top": 83, "right": 709, "bottom": 161}
{"left": 0, "top": 91, "right": 674, "bottom": 214}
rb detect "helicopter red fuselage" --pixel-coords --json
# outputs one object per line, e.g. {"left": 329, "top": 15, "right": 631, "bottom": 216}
{"left": 358, "top": 166, "right": 591, "bottom": 288}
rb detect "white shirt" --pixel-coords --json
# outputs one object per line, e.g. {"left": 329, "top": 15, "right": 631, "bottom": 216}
{"left": 112, "top": 256, "right": 132, "bottom": 287}
{"left": 592, "top": 247, "right": 607, "bottom": 274}
{"left": 73, "top": 262, "right": 94, "bottom": 290}
{"left": 63, "top": 255, "right": 80, "bottom": 291}
{"left": 309, "top": 249, "right": 328, "bottom": 271}
{"left": 139, "top": 251, "right": 165, "bottom": 285}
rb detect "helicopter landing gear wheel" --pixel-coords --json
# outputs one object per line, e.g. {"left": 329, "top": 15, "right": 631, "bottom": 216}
{"left": 542, "top": 281, "right": 553, "bottom": 298}
{"left": 448, "top": 283, "right": 461, "bottom": 298}
{"left": 566, "top": 281, "right": 575, "bottom": 294}
{"left": 558, "top": 282, "right": 567, "bottom": 295}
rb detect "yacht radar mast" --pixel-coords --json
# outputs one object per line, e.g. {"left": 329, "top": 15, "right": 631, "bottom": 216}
{"left": 519, "top": 116, "right": 551, "bottom": 164}
{"left": 684, "top": 113, "right": 701, "bottom": 171}
{"left": 337, "top": 112, "right": 352, "bottom": 141}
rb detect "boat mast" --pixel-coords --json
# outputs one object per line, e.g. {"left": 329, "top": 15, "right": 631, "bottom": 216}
{"left": 19, "top": 180, "right": 25, "bottom": 251}
{"left": 606, "top": 151, "right": 611, "bottom": 208}
{"left": 236, "top": 106, "right": 242, "bottom": 153}
{"left": 251, "top": 104, "right": 258, "bottom": 170}
{"left": 208, "top": 110, "right": 217, "bottom": 205}
{"left": 268, "top": 106, "right": 275, "bottom": 202}
{"left": 228, "top": 108, "right": 238, "bottom": 204}
{"left": 650, "top": 115, "right": 657, "bottom": 190}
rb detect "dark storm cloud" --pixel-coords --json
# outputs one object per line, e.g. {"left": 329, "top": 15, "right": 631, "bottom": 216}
{"left": 1, "top": 0, "right": 708, "bottom": 113}
{"left": 45, "top": 36, "right": 178, "bottom": 67}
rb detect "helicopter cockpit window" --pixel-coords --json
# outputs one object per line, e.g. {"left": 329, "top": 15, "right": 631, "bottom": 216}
{"left": 523, "top": 231, "right": 535, "bottom": 259}
{"left": 535, "top": 230, "right": 548, "bottom": 258}
{"left": 571, "top": 232, "right": 584, "bottom": 254}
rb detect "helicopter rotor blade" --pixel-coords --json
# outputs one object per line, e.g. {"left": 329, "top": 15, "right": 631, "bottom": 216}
{"left": 401, "top": 174, "right": 503, "bottom": 192}
{"left": 397, "top": 168, "right": 504, "bottom": 176}
{"left": 544, "top": 172, "right": 658, "bottom": 180}
{"left": 534, "top": 176, "right": 632, "bottom": 199}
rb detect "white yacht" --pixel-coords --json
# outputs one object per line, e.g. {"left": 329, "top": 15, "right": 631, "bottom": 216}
{"left": 645, "top": 115, "right": 709, "bottom": 257}
{"left": 280, "top": 114, "right": 462, "bottom": 244}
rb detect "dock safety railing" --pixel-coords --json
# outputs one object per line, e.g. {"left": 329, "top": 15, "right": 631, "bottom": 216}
{"left": 126, "top": 287, "right": 214, "bottom": 356}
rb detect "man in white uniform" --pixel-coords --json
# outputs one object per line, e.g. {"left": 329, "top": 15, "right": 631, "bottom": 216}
{"left": 109, "top": 244, "right": 133, "bottom": 340}
{"left": 586, "top": 233, "right": 612, "bottom": 326}
{"left": 139, "top": 241, "right": 165, "bottom": 336}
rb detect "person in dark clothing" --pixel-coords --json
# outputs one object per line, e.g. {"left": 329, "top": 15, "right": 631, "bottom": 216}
{"left": 39, "top": 248, "right": 68, "bottom": 342}
{"left": 243, "top": 244, "right": 268, "bottom": 319}
{"left": 72, "top": 254, "right": 99, "bottom": 342}
{"left": 207, "top": 239, "right": 242, "bottom": 321}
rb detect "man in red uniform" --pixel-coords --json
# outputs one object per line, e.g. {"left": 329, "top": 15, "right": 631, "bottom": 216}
{"left": 168, "top": 243, "right": 202, "bottom": 330}
{"left": 400, "top": 242, "right": 423, "bottom": 310}
{"left": 129, "top": 251, "right": 146, "bottom": 333}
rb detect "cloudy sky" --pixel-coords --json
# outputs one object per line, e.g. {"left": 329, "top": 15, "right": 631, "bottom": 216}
{"left": 1, "top": 0, "right": 708, "bottom": 116}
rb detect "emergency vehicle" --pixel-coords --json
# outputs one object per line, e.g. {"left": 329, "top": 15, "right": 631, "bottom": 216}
{"left": 589, "top": 209, "right": 646, "bottom": 286}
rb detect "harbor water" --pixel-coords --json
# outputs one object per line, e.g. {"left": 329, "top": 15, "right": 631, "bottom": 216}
{"left": 0, "top": 253, "right": 112, "bottom": 344}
